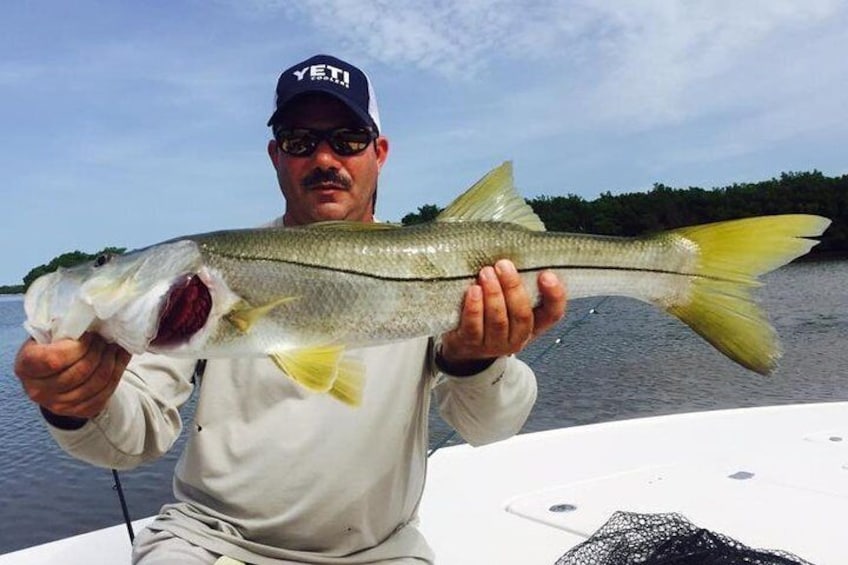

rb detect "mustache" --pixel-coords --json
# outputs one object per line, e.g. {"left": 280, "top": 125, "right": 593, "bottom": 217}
{"left": 301, "top": 168, "right": 353, "bottom": 190}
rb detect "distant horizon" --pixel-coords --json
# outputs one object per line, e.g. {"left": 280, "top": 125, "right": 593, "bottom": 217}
{"left": 4, "top": 166, "right": 845, "bottom": 288}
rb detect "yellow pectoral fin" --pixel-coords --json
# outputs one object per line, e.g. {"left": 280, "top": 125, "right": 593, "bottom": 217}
{"left": 226, "top": 296, "right": 300, "bottom": 333}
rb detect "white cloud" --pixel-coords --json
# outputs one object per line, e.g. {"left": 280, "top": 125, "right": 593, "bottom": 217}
{"left": 229, "top": 1, "right": 843, "bottom": 78}
{"left": 228, "top": 0, "right": 594, "bottom": 76}
{"left": 579, "top": 1, "right": 845, "bottom": 126}
{"left": 229, "top": 0, "right": 846, "bottom": 140}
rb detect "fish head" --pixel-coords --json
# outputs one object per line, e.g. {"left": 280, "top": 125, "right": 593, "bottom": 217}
{"left": 23, "top": 240, "right": 225, "bottom": 354}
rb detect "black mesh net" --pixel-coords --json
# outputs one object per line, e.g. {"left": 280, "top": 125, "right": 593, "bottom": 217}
{"left": 555, "top": 511, "right": 815, "bottom": 565}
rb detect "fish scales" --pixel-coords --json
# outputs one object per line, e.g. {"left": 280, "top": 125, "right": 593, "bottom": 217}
{"left": 188, "top": 222, "right": 694, "bottom": 350}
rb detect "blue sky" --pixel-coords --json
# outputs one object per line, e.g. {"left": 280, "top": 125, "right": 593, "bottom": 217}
{"left": 2, "top": 0, "right": 846, "bottom": 285}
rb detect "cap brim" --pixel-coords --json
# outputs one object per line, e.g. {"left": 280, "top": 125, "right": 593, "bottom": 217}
{"left": 267, "top": 85, "right": 378, "bottom": 133}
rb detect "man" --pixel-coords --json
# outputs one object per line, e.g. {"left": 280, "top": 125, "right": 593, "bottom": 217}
{"left": 14, "top": 54, "right": 566, "bottom": 564}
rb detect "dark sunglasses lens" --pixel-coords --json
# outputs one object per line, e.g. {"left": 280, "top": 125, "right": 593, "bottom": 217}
{"left": 277, "top": 131, "right": 317, "bottom": 156}
{"left": 329, "top": 130, "right": 374, "bottom": 155}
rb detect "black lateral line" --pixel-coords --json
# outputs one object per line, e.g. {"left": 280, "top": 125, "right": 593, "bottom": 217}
{"left": 206, "top": 251, "right": 733, "bottom": 283}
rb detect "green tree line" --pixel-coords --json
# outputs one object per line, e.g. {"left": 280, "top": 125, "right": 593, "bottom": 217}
{"left": 2, "top": 247, "right": 127, "bottom": 294}
{"left": 402, "top": 170, "right": 847, "bottom": 255}
{"left": 4, "top": 170, "right": 845, "bottom": 294}
{"left": 0, "top": 284, "right": 24, "bottom": 294}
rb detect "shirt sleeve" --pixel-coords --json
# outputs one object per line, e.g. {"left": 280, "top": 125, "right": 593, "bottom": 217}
{"left": 43, "top": 354, "right": 196, "bottom": 471}
{"left": 433, "top": 355, "right": 538, "bottom": 447}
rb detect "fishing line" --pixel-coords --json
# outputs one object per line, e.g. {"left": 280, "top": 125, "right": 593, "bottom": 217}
{"left": 428, "top": 296, "right": 610, "bottom": 457}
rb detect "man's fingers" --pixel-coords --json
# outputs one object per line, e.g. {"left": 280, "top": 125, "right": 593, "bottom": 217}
{"left": 533, "top": 271, "right": 567, "bottom": 334}
{"left": 74, "top": 344, "right": 118, "bottom": 403}
{"left": 116, "top": 347, "right": 132, "bottom": 371}
{"left": 16, "top": 334, "right": 131, "bottom": 421}
{"left": 456, "top": 284, "right": 484, "bottom": 344}
{"left": 441, "top": 265, "right": 567, "bottom": 367}
{"left": 45, "top": 345, "right": 126, "bottom": 419}
{"left": 495, "top": 260, "right": 534, "bottom": 349}
{"left": 25, "top": 337, "right": 104, "bottom": 406}
{"left": 71, "top": 378, "right": 120, "bottom": 419}
{"left": 14, "top": 334, "right": 93, "bottom": 380}
{"left": 479, "top": 266, "right": 509, "bottom": 347}
{"left": 65, "top": 348, "right": 121, "bottom": 418}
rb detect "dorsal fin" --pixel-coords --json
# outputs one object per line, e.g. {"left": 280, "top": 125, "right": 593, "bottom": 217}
{"left": 436, "top": 162, "right": 546, "bottom": 231}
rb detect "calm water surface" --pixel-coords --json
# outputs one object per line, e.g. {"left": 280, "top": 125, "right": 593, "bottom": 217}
{"left": 1, "top": 261, "right": 846, "bottom": 553}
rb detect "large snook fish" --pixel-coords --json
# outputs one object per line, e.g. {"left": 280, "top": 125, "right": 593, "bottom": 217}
{"left": 24, "top": 163, "right": 830, "bottom": 406}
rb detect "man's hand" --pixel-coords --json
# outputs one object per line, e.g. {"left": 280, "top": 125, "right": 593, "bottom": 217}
{"left": 438, "top": 259, "right": 566, "bottom": 373}
{"left": 14, "top": 334, "right": 131, "bottom": 420}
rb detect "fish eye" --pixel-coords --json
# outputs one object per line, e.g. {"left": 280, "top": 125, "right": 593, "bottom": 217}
{"left": 94, "top": 254, "right": 112, "bottom": 268}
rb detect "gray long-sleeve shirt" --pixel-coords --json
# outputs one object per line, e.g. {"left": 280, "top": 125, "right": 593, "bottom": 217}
{"left": 45, "top": 336, "right": 536, "bottom": 564}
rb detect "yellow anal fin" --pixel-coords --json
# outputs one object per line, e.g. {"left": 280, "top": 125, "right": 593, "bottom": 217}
{"left": 226, "top": 296, "right": 300, "bottom": 333}
{"left": 328, "top": 358, "right": 366, "bottom": 407}
{"left": 269, "top": 345, "right": 343, "bottom": 393}
{"left": 269, "top": 346, "right": 365, "bottom": 406}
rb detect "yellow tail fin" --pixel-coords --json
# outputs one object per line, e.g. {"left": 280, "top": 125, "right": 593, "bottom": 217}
{"left": 667, "top": 214, "right": 830, "bottom": 375}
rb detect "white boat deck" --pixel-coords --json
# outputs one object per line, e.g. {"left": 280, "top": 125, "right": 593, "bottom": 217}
{"left": 3, "top": 401, "right": 846, "bottom": 564}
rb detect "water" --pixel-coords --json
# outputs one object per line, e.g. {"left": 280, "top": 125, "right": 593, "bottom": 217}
{"left": 1, "top": 261, "right": 847, "bottom": 553}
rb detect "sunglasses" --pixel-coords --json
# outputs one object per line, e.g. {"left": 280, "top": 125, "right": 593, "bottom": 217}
{"left": 273, "top": 127, "right": 377, "bottom": 157}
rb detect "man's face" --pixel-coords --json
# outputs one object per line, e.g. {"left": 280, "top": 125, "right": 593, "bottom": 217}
{"left": 267, "top": 94, "right": 389, "bottom": 226}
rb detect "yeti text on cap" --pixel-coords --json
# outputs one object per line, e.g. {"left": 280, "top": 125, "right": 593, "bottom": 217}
{"left": 293, "top": 63, "right": 350, "bottom": 88}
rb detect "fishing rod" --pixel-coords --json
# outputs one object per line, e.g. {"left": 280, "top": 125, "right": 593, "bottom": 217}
{"left": 428, "top": 297, "right": 609, "bottom": 457}
{"left": 111, "top": 470, "right": 134, "bottom": 542}
{"left": 111, "top": 359, "right": 207, "bottom": 543}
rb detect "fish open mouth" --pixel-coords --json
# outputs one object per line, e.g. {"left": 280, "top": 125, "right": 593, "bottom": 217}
{"left": 152, "top": 275, "right": 212, "bottom": 347}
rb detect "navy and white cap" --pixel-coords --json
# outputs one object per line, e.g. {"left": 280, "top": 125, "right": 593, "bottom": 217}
{"left": 267, "top": 54, "right": 381, "bottom": 134}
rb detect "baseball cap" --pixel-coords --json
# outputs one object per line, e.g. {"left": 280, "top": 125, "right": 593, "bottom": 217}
{"left": 267, "top": 54, "right": 382, "bottom": 134}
